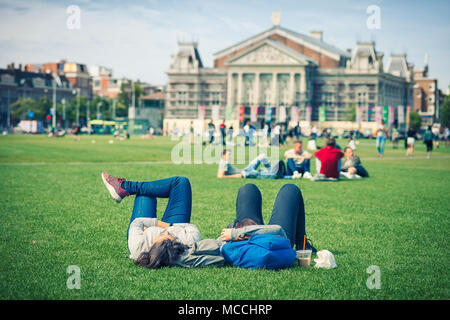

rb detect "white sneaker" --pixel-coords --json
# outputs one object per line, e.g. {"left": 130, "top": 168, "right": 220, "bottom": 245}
{"left": 303, "top": 172, "right": 312, "bottom": 179}
{"left": 340, "top": 171, "right": 350, "bottom": 179}
{"left": 293, "top": 171, "right": 302, "bottom": 179}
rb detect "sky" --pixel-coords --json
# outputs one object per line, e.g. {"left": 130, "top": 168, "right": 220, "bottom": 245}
{"left": 0, "top": 0, "right": 449, "bottom": 90}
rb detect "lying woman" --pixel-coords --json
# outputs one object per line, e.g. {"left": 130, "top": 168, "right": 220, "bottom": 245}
{"left": 101, "top": 173, "right": 315, "bottom": 269}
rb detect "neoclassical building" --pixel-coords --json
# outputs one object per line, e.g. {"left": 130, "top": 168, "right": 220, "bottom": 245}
{"left": 164, "top": 22, "right": 414, "bottom": 134}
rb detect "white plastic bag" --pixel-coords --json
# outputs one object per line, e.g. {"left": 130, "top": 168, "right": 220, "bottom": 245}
{"left": 314, "top": 250, "right": 337, "bottom": 269}
{"left": 347, "top": 140, "right": 356, "bottom": 150}
{"left": 307, "top": 139, "right": 317, "bottom": 151}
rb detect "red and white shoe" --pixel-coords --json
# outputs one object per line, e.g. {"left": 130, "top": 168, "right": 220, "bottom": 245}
{"left": 101, "top": 172, "right": 130, "bottom": 203}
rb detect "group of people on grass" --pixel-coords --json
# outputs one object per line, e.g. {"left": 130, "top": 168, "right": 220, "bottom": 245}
{"left": 217, "top": 137, "right": 369, "bottom": 181}
{"left": 47, "top": 122, "right": 81, "bottom": 141}
{"left": 102, "top": 173, "right": 315, "bottom": 269}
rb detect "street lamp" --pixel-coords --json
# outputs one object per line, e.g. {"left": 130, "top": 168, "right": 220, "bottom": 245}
{"left": 72, "top": 88, "right": 81, "bottom": 126}
{"left": 86, "top": 100, "right": 91, "bottom": 135}
{"left": 97, "top": 101, "right": 101, "bottom": 119}
{"left": 62, "top": 98, "right": 66, "bottom": 129}
{"left": 52, "top": 77, "right": 56, "bottom": 129}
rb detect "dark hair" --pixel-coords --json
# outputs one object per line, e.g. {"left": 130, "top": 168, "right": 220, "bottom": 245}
{"left": 134, "top": 239, "right": 188, "bottom": 269}
{"left": 293, "top": 140, "right": 302, "bottom": 146}
{"left": 222, "top": 148, "right": 231, "bottom": 156}
{"left": 235, "top": 218, "right": 257, "bottom": 228}
{"left": 428, "top": 125, "right": 432, "bottom": 130}
{"left": 326, "top": 137, "right": 336, "bottom": 147}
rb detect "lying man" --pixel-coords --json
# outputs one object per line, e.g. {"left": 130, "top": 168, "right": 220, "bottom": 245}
{"left": 217, "top": 149, "right": 285, "bottom": 179}
{"left": 340, "top": 147, "right": 369, "bottom": 179}
{"left": 284, "top": 140, "right": 313, "bottom": 179}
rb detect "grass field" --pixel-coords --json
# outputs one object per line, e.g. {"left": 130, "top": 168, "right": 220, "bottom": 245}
{"left": 0, "top": 134, "right": 449, "bottom": 300}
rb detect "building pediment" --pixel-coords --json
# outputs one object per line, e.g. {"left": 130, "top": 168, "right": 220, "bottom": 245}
{"left": 226, "top": 39, "right": 313, "bottom": 66}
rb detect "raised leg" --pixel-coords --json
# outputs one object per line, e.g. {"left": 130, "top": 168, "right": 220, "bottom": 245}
{"left": 233, "top": 183, "right": 264, "bottom": 227}
{"left": 121, "top": 176, "right": 192, "bottom": 224}
{"left": 268, "top": 184, "right": 306, "bottom": 249}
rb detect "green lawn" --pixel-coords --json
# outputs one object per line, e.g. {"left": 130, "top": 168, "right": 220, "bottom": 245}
{"left": 0, "top": 134, "right": 449, "bottom": 299}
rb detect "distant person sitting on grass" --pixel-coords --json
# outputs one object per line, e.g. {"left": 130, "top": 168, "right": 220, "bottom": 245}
{"left": 340, "top": 147, "right": 369, "bottom": 179}
{"left": 312, "top": 137, "right": 344, "bottom": 181}
{"left": 217, "top": 149, "right": 285, "bottom": 179}
{"left": 101, "top": 173, "right": 225, "bottom": 269}
{"left": 284, "top": 140, "right": 313, "bottom": 179}
{"left": 68, "top": 122, "right": 80, "bottom": 141}
{"left": 48, "top": 126, "right": 66, "bottom": 138}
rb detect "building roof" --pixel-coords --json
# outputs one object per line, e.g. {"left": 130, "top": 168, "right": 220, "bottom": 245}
{"left": 226, "top": 38, "right": 317, "bottom": 66}
{"left": 385, "top": 54, "right": 411, "bottom": 80}
{"left": 213, "top": 25, "right": 351, "bottom": 61}
{"left": 0, "top": 68, "right": 72, "bottom": 88}
{"left": 140, "top": 91, "right": 165, "bottom": 100}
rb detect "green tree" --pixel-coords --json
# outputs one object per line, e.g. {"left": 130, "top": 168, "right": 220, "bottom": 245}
{"left": 68, "top": 95, "right": 87, "bottom": 125}
{"left": 36, "top": 96, "right": 52, "bottom": 119}
{"left": 10, "top": 98, "right": 36, "bottom": 120}
{"left": 440, "top": 95, "right": 450, "bottom": 128}
{"left": 115, "top": 101, "right": 128, "bottom": 118}
{"left": 118, "top": 81, "right": 145, "bottom": 109}
{"left": 118, "top": 83, "right": 130, "bottom": 107}
{"left": 10, "top": 97, "right": 53, "bottom": 121}
{"left": 409, "top": 110, "right": 422, "bottom": 129}
{"left": 344, "top": 103, "right": 356, "bottom": 122}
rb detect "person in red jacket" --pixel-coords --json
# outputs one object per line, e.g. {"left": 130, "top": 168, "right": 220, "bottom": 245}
{"left": 313, "top": 138, "right": 344, "bottom": 180}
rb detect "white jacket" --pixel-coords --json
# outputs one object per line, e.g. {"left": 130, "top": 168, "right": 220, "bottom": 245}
{"left": 128, "top": 218, "right": 202, "bottom": 260}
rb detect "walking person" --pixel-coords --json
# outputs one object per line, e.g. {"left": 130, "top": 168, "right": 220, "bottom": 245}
{"left": 392, "top": 127, "right": 399, "bottom": 149}
{"left": 294, "top": 122, "right": 302, "bottom": 141}
{"left": 220, "top": 120, "right": 226, "bottom": 146}
{"left": 406, "top": 126, "right": 417, "bottom": 158}
{"left": 189, "top": 121, "right": 194, "bottom": 144}
{"left": 376, "top": 124, "right": 387, "bottom": 158}
{"left": 423, "top": 125, "right": 433, "bottom": 159}
{"left": 311, "top": 125, "right": 318, "bottom": 141}
{"left": 227, "top": 125, "right": 234, "bottom": 145}
{"left": 208, "top": 120, "right": 215, "bottom": 144}
{"left": 445, "top": 127, "right": 450, "bottom": 148}
{"left": 432, "top": 126, "right": 440, "bottom": 149}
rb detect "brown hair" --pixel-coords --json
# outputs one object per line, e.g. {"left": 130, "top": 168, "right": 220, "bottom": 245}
{"left": 326, "top": 137, "right": 336, "bottom": 147}
{"left": 134, "top": 239, "right": 188, "bottom": 269}
{"left": 235, "top": 218, "right": 257, "bottom": 229}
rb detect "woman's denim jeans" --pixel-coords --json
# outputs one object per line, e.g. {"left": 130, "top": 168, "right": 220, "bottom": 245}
{"left": 121, "top": 176, "right": 192, "bottom": 239}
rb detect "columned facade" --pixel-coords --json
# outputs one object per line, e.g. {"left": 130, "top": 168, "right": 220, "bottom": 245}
{"left": 164, "top": 25, "right": 416, "bottom": 134}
